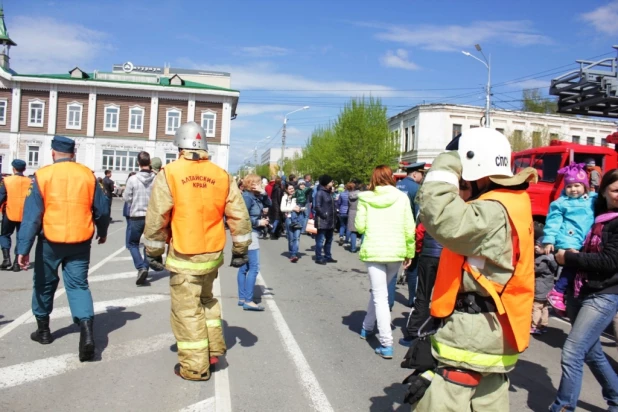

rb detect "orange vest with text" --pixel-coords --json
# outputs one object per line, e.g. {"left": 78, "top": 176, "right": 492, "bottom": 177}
{"left": 36, "top": 161, "right": 96, "bottom": 243}
{"left": 4, "top": 175, "right": 32, "bottom": 222}
{"left": 430, "top": 189, "right": 535, "bottom": 353}
{"left": 164, "top": 156, "right": 230, "bottom": 255}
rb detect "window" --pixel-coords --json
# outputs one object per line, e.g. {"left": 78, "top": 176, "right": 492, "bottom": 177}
{"left": 452, "top": 124, "right": 462, "bottom": 138}
{"left": 201, "top": 111, "right": 216, "bottom": 137}
{"left": 66, "top": 102, "right": 83, "bottom": 130}
{"left": 28, "top": 100, "right": 45, "bottom": 127}
{"left": 512, "top": 155, "right": 531, "bottom": 174}
{"left": 496, "top": 128, "right": 505, "bottom": 135}
{"left": 572, "top": 135, "right": 580, "bottom": 144}
{"left": 602, "top": 138, "right": 608, "bottom": 147}
{"left": 101, "top": 149, "right": 140, "bottom": 171}
{"left": 27, "top": 145, "right": 40, "bottom": 167}
{"left": 129, "top": 106, "right": 144, "bottom": 133}
{"left": 587, "top": 137, "right": 595, "bottom": 146}
{"left": 532, "top": 131, "right": 542, "bottom": 147}
{"left": 549, "top": 133, "right": 559, "bottom": 141}
{"left": 533, "top": 154, "right": 563, "bottom": 183}
{"left": 165, "top": 153, "right": 178, "bottom": 164}
{"left": 0, "top": 99, "right": 7, "bottom": 125}
{"left": 410, "top": 125, "right": 416, "bottom": 151}
{"left": 104, "top": 105, "right": 120, "bottom": 132}
{"left": 166, "top": 108, "right": 181, "bottom": 135}
{"left": 404, "top": 127, "right": 409, "bottom": 152}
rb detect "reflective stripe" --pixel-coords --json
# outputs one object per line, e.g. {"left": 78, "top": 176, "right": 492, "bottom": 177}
{"left": 177, "top": 339, "right": 209, "bottom": 350}
{"left": 231, "top": 233, "right": 251, "bottom": 243}
{"left": 166, "top": 255, "right": 223, "bottom": 271}
{"left": 423, "top": 170, "right": 459, "bottom": 187}
{"left": 206, "top": 319, "right": 221, "bottom": 328}
{"left": 431, "top": 337, "right": 519, "bottom": 368}
{"left": 143, "top": 238, "right": 166, "bottom": 248}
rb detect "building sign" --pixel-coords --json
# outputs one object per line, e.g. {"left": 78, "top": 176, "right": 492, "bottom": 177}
{"left": 113, "top": 62, "right": 163, "bottom": 74}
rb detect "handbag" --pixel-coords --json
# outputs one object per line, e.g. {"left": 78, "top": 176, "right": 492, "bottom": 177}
{"left": 306, "top": 218, "right": 318, "bottom": 235}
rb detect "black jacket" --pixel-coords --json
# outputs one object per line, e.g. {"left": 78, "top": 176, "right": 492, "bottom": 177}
{"left": 102, "top": 176, "right": 115, "bottom": 198}
{"left": 565, "top": 216, "right": 618, "bottom": 296}
{"left": 269, "top": 184, "right": 283, "bottom": 222}
{"left": 314, "top": 186, "right": 335, "bottom": 230}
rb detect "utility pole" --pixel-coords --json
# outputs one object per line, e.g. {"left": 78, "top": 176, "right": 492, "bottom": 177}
{"left": 463, "top": 45, "right": 491, "bottom": 128}
{"left": 280, "top": 119, "right": 287, "bottom": 175}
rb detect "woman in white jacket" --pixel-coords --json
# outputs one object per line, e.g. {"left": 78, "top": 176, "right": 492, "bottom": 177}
{"left": 281, "top": 184, "right": 302, "bottom": 263}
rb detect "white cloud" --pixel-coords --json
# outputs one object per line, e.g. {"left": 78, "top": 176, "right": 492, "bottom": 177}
{"left": 10, "top": 16, "right": 111, "bottom": 74}
{"left": 512, "top": 79, "right": 550, "bottom": 90}
{"left": 236, "top": 104, "right": 303, "bottom": 116}
{"left": 237, "top": 46, "right": 290, "bottom": 57}
{"left": 380, "top": 49, "right": 419, "bottom": 70}
{"left": 581, "top": 1, "right": 618, "bottom": 35}
{"left": 361, "top": 20, "right": 552, "bottom": 52}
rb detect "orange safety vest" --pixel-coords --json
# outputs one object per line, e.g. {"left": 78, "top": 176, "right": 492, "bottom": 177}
{"left": 4, "top": 175, "right": 31, "bottom": 222}
{"left": 164, "top": 156, "right": 230, "bottom": 255}
{"left": 430, "top": 189, "right": 534, "bottom": 353}
{"left": 36, "top": 161, "right": 96, "bottom": 243}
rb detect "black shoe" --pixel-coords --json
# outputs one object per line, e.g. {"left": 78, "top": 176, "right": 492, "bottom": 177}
{"left": 326, "top": 258, "right": 338, "bottom": 263}
{"left": 136, "top": 268, "right": 148, "bottom": 286}
{"left": 315, "top": 259, "right": 326, "bottom": 265}
{"left": 0, "top": 249, "right": 11, "bottom": 270}
{"left": 147, "top": 255, "right": 166, "bottom": 272}
{"left": 30, "top": 316, "right": 53, "bottom": 344}
{"left": 338, "top": 238, "right": 345, "bottom": 246}
{"left": 11, "top": 259, "right": 20, "bottom": 272}
{"left": 78, "top": 319, "right": 95, "bottom": 362}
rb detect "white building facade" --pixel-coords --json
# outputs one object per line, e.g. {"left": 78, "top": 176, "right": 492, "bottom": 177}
{"left": 389, "top": 104, "right": 618, "bottom": 164}
{"left": 260, "top": 147, "right": 302, "bottom": 165}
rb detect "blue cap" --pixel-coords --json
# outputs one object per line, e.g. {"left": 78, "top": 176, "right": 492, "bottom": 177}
{"left": 51, "top": 136, "right": 75, "bottom": 153}
{"left": 404, "top": 161, "right": 425, "bottom": 171}
{"left": 11, "top": 159, "right": 26, "bottom": 171}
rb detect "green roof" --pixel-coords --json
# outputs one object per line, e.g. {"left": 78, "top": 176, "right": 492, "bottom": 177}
{"left": 13, "top": 72, "right": 239, "bottom": 93}
{"left": 0, "top": 7, "right": 16, "bottom": 46}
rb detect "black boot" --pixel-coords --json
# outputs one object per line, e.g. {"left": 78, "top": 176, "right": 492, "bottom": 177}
{"left": 0, "top": 249, "right": 10, "bottom": 270}
{"left": 11, "top": 257, "right": 20, "bottom": 272}
{"left": 79, "top": 319, "right": 95, "bottom": 362}
{"left": 30, "top": 316, "right": 53, "bottom": 344}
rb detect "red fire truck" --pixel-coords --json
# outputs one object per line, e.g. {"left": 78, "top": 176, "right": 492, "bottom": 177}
{"left": 512, "top": 132, "right": 618, "bottom": 228}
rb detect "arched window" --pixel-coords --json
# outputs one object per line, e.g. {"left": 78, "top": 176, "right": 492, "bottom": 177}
{"left": 166, "top": 108, "right": 182, "bottom": 135}
{"left": 66, "top": 102, "right": 83, "bottom": 129}
{"left": 201, "top": 110, "right": 216, "bottom": 137}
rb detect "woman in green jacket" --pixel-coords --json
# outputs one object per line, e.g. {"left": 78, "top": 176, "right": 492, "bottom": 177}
{"left": 356, "top": 165, "right": 415, "bottom": 359}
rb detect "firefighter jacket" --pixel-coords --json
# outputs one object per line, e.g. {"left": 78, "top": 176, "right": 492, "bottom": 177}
{"left": 0, "top": 173, "right": 31, "bottom": 222}
{"left": 417, "top": 151, "right": 535, "bottom": 374}
{"left": 144, "top": 150, "right": 252, "bottom": 275}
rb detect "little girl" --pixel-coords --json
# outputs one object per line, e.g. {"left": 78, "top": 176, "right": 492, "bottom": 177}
{"left": 543, "top": 162, "right": 597, "bottom": 314}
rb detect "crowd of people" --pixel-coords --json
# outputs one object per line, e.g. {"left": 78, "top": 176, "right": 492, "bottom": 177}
{"left": 1, "top": 121, "right": 617, "bottom": 410}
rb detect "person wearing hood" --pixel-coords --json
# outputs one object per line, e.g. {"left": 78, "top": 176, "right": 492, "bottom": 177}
{"left": 314, "top": 174, "right": 337, "bottom": 264}
{"left": 346, "top": 183, "right": 361, "bottom": 253}
{"left": 123, "top": 151, "right": 156, "bottom": 285}
{"left": 356, "top": 165, "right": 415, "bottom": 359}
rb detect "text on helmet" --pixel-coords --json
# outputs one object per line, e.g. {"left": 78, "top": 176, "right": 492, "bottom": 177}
{"left": 495, "top": 156, "right": 509, "bottom": 167}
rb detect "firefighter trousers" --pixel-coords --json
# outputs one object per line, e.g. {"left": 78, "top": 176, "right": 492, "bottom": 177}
{"left": 414, "top": 371, "right": 510, "bottom": 412}
{"left": 169, "top": 271, "right": 225, "bottom": 381}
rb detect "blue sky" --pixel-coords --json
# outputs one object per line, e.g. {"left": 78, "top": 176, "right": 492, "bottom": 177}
{"left": 6, "top": 0, "right": 618, "bottom": 172}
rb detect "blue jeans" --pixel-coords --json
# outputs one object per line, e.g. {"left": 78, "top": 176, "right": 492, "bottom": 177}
{"left": 237, "top": 249, "right": 260, "bottom": 303}
{"left": 315, "top": 229, "right": 333, "bottom": 261}
{"left": 550, "top": 293, "right": 618, "bottom": 411}
{"left": 338, "top": 215, "right": 348, "bottom": 239}
{"left": 407, "top": 259, "right": 419, "bottom": 307}
{"left": 299, "top": 208, "right": 309, "bottom": 234}
{"left": 349, "top": 232, "right": 358, "bottom": 252}
{"left": 127, "top": 218, "right": 148, "bottom": 271}
{"left": 270, "top": 219, "right": 280, "bottom": 235}
{"left": 388, "top": 273, "right": 397, "bottom": 309}
{"left": 286, "top": 218, "right": 301, "bottom": 257}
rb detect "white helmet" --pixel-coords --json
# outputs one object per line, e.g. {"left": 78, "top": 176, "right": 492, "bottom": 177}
{"left": 174, "top": 121, "right": 209, "bottom": 151}
{"left": 458, "top": 128, "right": 512, "bottom": 181}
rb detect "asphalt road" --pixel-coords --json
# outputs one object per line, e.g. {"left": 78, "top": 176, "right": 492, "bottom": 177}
{"left": 0, "top": 206, "right": 615, "bottom": 411}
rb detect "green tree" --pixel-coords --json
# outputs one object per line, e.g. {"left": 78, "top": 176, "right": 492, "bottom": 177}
{"left": 507, "top": 129, "right": 532, "bottom": 152}
{"left": 255, "top": 164, "right": 271, "bottom": 178}
{"left": 522, "top": 89, "right": 558, "bottom": 114}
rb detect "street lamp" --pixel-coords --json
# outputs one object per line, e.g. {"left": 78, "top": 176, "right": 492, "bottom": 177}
{"left": 462, "top": 44, "right": 491, "bottom": 127}
{"left": 281, "top": 106, "right": 310, "bottom": 174}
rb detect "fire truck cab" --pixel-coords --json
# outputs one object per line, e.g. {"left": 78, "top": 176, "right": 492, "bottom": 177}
{"left": 512, "top": 132, "right": 618, "bottom": 227}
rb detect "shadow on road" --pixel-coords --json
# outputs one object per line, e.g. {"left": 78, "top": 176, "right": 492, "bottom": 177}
{"left": 0, "top": 314, "right": 13, "bottom": 326}
{"left": 530, "top": 326, "right": 568, "bottom": 349}
{"left": 223, "top": 319, "right": 258, "bottom": 350}
{"left": 255, "top": 284, "right": 275, "bottom": 303}
{"left": 368, "top": 381, "right": 411, "bottom": 412}
{"left": 51, "top": 306, "right": 141, "bottom": 360}
{"left": 279, "top": 251, "right": 307, "bottom": 259}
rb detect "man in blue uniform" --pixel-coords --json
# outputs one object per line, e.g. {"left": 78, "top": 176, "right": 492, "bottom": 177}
{"left": 17, "top": 136, "right": 110, "bottom": 362}
{"left": 0, "top": 159, "right": 30, "bottom": 271}
{"left": 391, "top": 162, "right": 425, "bottom": 309}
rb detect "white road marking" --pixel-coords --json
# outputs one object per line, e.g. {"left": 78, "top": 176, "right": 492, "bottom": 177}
{"left": 0, "top": 246, "right": 127, "bottom": 340}
{"left": 213, "top": 275, "right": 232, "bottom": 412}
{"left": 24, "top": 295, "right": 170, "bottom": 324}
{"left": 179, "top": 397, "right": 216, "bottom": 412}
{"left": 114, "top": 256, "right": 134, "bottom": 261}
{"left": 256, "top": 273, "right": 334, "bottom": 412}
{"left": 0, "top": 332, "right": 174, "bottom": 390}
{"left": 89, "top": 271, "right": 136, "bottom": 283}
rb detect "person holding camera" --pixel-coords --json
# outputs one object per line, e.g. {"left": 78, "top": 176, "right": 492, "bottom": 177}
{"left": 281, "top": 183, "right": 303, "bottom": 262}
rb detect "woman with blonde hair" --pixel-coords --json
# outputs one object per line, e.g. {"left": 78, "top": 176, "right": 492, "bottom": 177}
{"left": 356, "top": 165, "right": 415, "bottom": 358}
{"left": 237, "top": 174, "right": 271, "bottom": 311}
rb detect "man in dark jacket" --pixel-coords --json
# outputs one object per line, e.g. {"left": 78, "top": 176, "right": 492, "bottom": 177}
{"left": 269, "top": 177, "right": 283, "bottom": 239}
{"left": 314, "top": 174, "right": 337, "bottom": 265}
{"left": 102, "top": 170, "right": 115, "bottom": 222}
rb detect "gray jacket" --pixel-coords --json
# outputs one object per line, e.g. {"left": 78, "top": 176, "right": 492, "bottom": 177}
{"left": 535, "top": 254, "right": 558, "bottom": 301}
{"left": 123, "top": 170, "right": 156, "bottom": 217}
{"left": 347, "top": 190, "right": 360, "bottom": 233}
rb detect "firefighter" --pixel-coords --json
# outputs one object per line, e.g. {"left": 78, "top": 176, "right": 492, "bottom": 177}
{"left": 17, "top": 136, "right": 110, "bottom": 361}
{"left": 0, "top": 159, "right": 31, "bottom": 271}
{"left": 144, "top": 121, "right": 252, "bottom": 381}
{"left": 404, "top": 128, "right": 537, "bottom": 410}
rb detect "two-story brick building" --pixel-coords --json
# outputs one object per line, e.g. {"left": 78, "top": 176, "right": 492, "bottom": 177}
{"left": 0, "top": 9, "right": 239, "bottom": 183}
